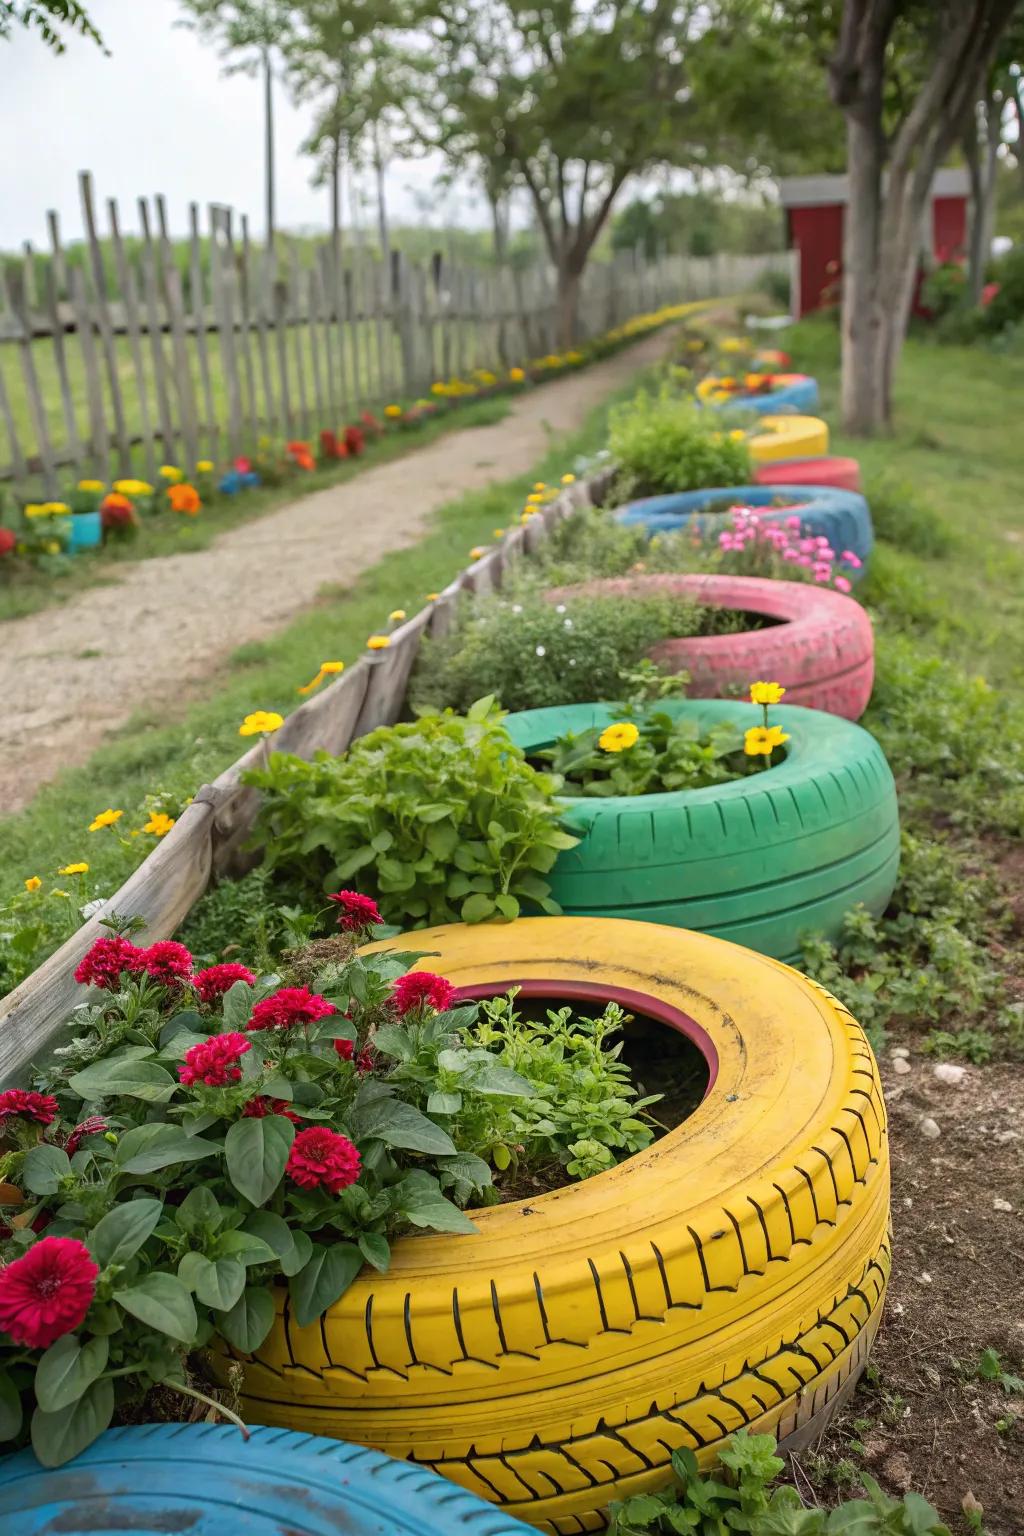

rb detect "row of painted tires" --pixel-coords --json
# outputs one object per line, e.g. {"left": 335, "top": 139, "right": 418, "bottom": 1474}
{"left": 705, "top": 372, "right": 820, "bottom": 416}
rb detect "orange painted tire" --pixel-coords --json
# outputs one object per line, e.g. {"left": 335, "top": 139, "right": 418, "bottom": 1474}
{"left": 228, "top": 918, "right": 890, "bottom": 1534}
{"left": 544, "top": 572, "right": 874, "bottom": 719}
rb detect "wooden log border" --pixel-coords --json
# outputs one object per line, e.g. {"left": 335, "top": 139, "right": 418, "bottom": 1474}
{"left": 0, "top": 476, "right": 596, "bottom": 1084}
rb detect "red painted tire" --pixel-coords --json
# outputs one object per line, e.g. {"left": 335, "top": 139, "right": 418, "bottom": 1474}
{"left": 755, "top": 457, "right": 862, "bottom": 493}
{"left": 545, "top": 572, "right": 875, "bottom": 720}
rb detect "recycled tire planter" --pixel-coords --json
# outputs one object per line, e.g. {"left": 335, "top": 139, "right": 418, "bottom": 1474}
{"left": 68, "top": 510, "right": 102, "bottom": 552}
{"left": 228, "top": 917, "right": 891, "bottom": 1535}
{"left": 709, "top": 374, "right": 819, "bottom": 416}
{"left": 0, "top": 1422, "right": 534, "bottom": 1534}
{"left": 748, "top": 414, "right": 829, "bottom": 462}
{"left": 755, "top": 455, "right": 862, "bottom": 494}
{"left": 615, "top": 484, "right": 873, "bottom": 576}
{"left": 545, "top": 572, "right": 875, "bottom": 720}
{"left": 503, "top": 701, "right": 899, "bottom": 960}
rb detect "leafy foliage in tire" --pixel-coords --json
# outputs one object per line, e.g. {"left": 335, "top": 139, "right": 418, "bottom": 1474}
{"left": 607, "top": 386, "right": 751, "bottom": 498}
{"left": 245, "top": 697, "right": 578, "bottom": 926}
{"left": 608, "top": 1430, "right": 953, "bottom": 1535}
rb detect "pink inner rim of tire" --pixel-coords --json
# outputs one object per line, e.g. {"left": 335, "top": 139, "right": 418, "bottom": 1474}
{"left": 452, "top": 977, "right": 719, "bottom": 1096}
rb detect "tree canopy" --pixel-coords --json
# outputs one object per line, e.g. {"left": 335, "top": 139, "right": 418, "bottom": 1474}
{"left": 0, "top": 0, "right": 102, "bottom": 51}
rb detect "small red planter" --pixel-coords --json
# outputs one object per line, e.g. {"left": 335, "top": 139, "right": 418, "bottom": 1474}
{"left": 546, "top": 571, "right": 875, "bottom": 719}
{"left": 755, "top": 456, "right": 862, "bottom": 493}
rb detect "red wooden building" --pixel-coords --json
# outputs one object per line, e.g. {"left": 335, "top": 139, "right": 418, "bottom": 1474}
{"left": 778, "top": 170, "right": 969, "bottom": 318}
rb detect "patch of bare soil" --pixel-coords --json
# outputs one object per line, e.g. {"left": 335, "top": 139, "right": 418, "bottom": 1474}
{"left": 792, "top": 1054, "right": 1024, "bottom": 1535}
{"left": 0, "top": 327, "right": 673, "bottom": 815}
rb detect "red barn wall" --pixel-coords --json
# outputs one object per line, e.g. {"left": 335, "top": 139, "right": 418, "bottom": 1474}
{"left": 790, "top": 204, "right": 844, "bottom": 317}
{"left": 933, "top": 197, "right": 967, "bottom": 263}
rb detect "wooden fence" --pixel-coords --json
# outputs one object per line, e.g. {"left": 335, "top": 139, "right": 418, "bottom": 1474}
{"left": 0, "top": 172, "right": 792, "bottom": 493}
{"left": 0, "top": 442, "right": 638, "bottom": 1085}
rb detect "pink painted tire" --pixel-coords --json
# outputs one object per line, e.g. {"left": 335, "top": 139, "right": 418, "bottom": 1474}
{"left": 545, "top": 572, "right": 875, "bottom": 720}
{"left": 755, "top": 456, "right": 862, "bottom": 493}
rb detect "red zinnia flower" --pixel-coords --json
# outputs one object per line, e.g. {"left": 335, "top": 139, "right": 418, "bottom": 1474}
{"left": 234, "top": 456, "right": 252, "bottom": 474}
{"left": 0, "top": 1090, "right": 59, "bottom": 1129}
{"left": 0, "top": 528, "right": 15, "bottom": 558}
{"left": 343, "top": 425, "right": 365, "bottom": 457}
{"left": 333, "top": 1037, "right": 355, "bottom": 1061}
{"left": 140, "top": 941, "right": 193, "bottom": 986}
{"left": 65, "top": 1116, "right": 108, "bottom": 1156}
{"left": 248, "top": 987, "right": 337, "bottom": 1032}
{"left": 241, "top": 1095, "right": 302, "bottom": 1123}
{"left": 74, "top": 934, "right": 147, "bottom": 990}
{"left": 193, "top": 963, "right": 257, "bottom": 1005}
{"left": 319, "top": 429, "right": 341, "bottom": 460}
{"left": 178, "top": 1032, "right": 252, "bottom": 1088}
{"left": 392, "top": 971, "right": 455, "bottom": 1016}
{"left": 286, "top": 1126, "right": 361, "bottom": 1193}
{"left": 328, "top": 890, "right": 383, "bottom": 932}
{"left": 0, "top": 1236, "right": 99, "bottom": 1349}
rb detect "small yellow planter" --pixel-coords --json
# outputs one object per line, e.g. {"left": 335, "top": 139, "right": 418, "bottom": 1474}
{"left": 226, "top": 918, "right": 889, "bottom": 1533}
{"left": 749, "top": 413, "right": 830, "bottom": 462}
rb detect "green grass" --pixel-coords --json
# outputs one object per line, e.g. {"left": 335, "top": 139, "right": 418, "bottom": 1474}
{"left": 0, "top": 364, "right": 651, "bottom": 981}
{"left": 0, "top": 394, "right": 511, "bottom": 624}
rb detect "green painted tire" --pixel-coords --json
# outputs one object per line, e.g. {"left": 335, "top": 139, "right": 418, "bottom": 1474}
{"left": 503, "top": 700, "right": 900, "bottom": 962}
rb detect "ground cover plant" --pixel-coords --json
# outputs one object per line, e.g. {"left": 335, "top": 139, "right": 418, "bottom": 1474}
{"left": 0, "top": 902, "right": 662, "bottom": 1466}
{"left": 606, "top": 385, "right": 751, "bottom": 499}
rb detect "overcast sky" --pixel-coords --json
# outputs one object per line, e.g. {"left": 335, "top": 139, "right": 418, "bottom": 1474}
{"left": 0, "top": 0, "right": 466, "bottom": 252}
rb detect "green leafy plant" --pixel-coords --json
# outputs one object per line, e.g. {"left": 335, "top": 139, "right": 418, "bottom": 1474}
{"left": 411, "top": 592, "right": 712, "bottom": 716}
{"left": 538, "top": 710, "right": 765, "bottom": 797}
{"left": 607, "top": 386, "right": 751, "bottom": 499}
{"left": 975, "top": 1347, "right": 1024, "bottom": 1395}
{"left": 607, "top": 1430, "right": 953, "bottom": 1535}
{"left": 0, "top": 912, "right": 662, "bottom": 1466}
{"left": 864, "top": 473, "right": 955, "bottom": 559}
{"left": 245, "top": 697, "right": 578, "bottom": 926}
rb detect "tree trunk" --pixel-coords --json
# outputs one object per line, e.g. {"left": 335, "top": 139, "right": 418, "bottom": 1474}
{"left": 263, "top": 48, "right": 275, "bottom": 244}
{"left": 329, "top": 132, "right": 344, "bottom": 271}
{"left": 556, "top": 265, "right": 582, "bottom": 349}
{"left": 981, "top": 92, "right": 1001, "bottom": 269}
{"left": 840, "top": 111, "right": 886, "bottom": 435}
{"left": 372, "top": 122, "right": 390, "bottom": 259}
{"left": 964, "top": 110, "right": 987, "bottom": 304}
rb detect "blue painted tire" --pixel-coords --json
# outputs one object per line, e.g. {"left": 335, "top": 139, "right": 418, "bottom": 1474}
{"left": 0, "top": 1423, "right": 534, "bottom": 1535}
{"left": 615, "top": 483, "right": 873, "bottom": 576}
{"left": 707, "top": 377, "right": 820, "bottom": 415}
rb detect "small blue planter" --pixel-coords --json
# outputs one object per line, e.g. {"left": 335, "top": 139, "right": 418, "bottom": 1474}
{"left": 615, "top": 483, "right": 874, "bottom": 577}
{"left": 708, "top": 377, "right": 820, "bottom": 416}
{"left": 68, "top": 510, "right": 102, "bottom": 552}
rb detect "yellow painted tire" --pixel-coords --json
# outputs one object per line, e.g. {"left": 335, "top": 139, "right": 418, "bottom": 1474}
{"left": 230, "top": 918, "right": 890, "bottom": 1534}
{"left": 748, "top": 413, "right": 830, "bottom": 462}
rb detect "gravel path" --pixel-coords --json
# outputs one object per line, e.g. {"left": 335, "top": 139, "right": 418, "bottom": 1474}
{"left": 1, "top": 330, "right": 668, "bottom": 814}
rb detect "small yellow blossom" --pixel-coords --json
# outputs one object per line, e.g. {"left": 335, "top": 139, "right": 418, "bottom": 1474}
{"left": 493, "top": 528, "right": 505, "bottom": 538}
{"left": 239, "top": 710, "right": 284, "bottom": 736}
{"left": 366, "top": 635, "right": 391, "bottom": 651}
{"left": 57, "top": 863, "right": 89, "bottom": 876}
{"left": 744, "top": 725, "right": 790, "bottom": 757}
{"left": 143, "top": 812, "right": 176, "bottom": 837}
{"left": 388, "top": 609, "right": 407, "bottom": 622}
{"left": 526, "top": 493, "right": 543, "bottom": 504}
{"left": 720, "top": 337, "right": 749, "bottom": 354}
{"left": 196, "top": 460, "right": 214, "bottom": 474}
{"left": 750, "top": 681, "right": 786, "bottom": 706}
{"left": 521, "top": 510, "right": 538, "bottom": 524}
{"left": 24, "top": 876, "right": 42, "bottom": 892}
{"left": 469, "top": 546, "right": 486, "bottom": 560}
{"left": 43, "top": 502, "right": 70, "bottom": 515}
{"left": 384, "top": 404, "right": 403, "bottom": 419}
{"left": 561, "top": 474, "right": 576, "bottom": 485}
{"left": 24, "top": 504, "right": 47, "bottom": 518}
{"left": 729, "top": 429, "right": 746, "bottom": 441}
{"left": 599, "top": 722, "right": 640, "bottom": 753}
{"left": 426, "top": 592, "right": 440, "bottom": 602}
{"left": 532, "top": 482, "right": 547, "bottom": 492}
{"left": 158, "top": 465, "right": 183, "bottom": 483}
{"left": 509, "top": 367, "right": 526, "bottom": 383}
{"left": 77, "top": 480, "right": 105, "bottom": 493}
{"left": 113, "top": 479, "right": 154, "bottom": 497}
{"left": 88, "top": 809, "right": 123, "bottom": 832}
{"left": 45, "top": 540, "right": 61, "bottom": 554}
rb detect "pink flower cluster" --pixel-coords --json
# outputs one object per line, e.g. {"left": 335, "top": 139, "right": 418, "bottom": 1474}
{"left": 715, "top": 506, "right": 862, "bottom": 594}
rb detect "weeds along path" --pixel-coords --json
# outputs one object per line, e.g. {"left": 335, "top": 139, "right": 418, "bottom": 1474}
{"left": 0, "top": 328, "right": 671, "bottom": 815}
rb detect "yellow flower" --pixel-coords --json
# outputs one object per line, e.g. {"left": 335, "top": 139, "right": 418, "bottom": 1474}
{"left": 366, "top": 635, "right": 391, "bottom": 651}
{"left": 430, "top": 381, "right": 447, "bottom": 396}
{"left": 158, "top": 465, "right": 183, "bottom": 482}
{"left": 388, "top": 609, "right": 406, "bottom": 622}
{"left": 720, "top": 337, "right": 749, "bottom": 354}
{"left": 24, "top": 876, "right": 42, "bottom": 892}
{"left": 24, "top": 504, "right": 46, "bottom": 518}
{"left": 532, "top": 482, "right": 547, "bottom": 492}
{"left": 750, "top": 681, "right": 786, "bottom": 706}
{"left": 321, "top": 661, "right": 345, "bottom": 674}
{"left": 561, "top": 473, "right": 576, "bottom": 485}
{"left": 45, "top": 540, "right": 61, "bottom": 554}
{"left": 196, "top": 460, "right": 214, "bottom": 474}
{"left": 88, "top": 808, "right": 123, "bottom": 832}
{"left": 598, "top": 721, "right": 640, "bottom": 753}
{"left": 143, "top": 812, "right": 176, "bottom": 837}
{"left": 43, "top": 502, "right": 70, "bottom": 515}
{"left": 384, "top": 404, "right": 402, "bottom": 419}
{"left": 526, "top": 493, "right": 544, "bottom": 504}
{"left": 469, "top": 546, "right": 486, "bottom": 560}
{"left": 509, "top": 367, "right": 526, "bottom": 383}
{"left": 744, "top": 725, "right": 790, "bottom": 757}
{"left": 113, "top": 479, "right": 153, "bottom": 496}
{"left": 521, "top": 509, "right": 538, "bottom": 524}
{"left": 239, "top": 710, "right": 284, "bottom": 736}
{"left": 729, "top": 429, "right": 746, "bottom": 441}
{"left": 426, "top": 592, "right": 440, "bottom": 601}
{"left": 57, "top": 862, "right": 89, "bottom": 876}
{"left": 493, "top": 528, "right": 505, "bottom": 538}
{"left": 77, "top": 480, "right": 104, "bottom": 493}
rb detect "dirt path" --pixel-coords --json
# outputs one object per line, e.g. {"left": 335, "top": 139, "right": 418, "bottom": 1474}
{"left": 1, "top": 329, "right": 669, "bottom": 815}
